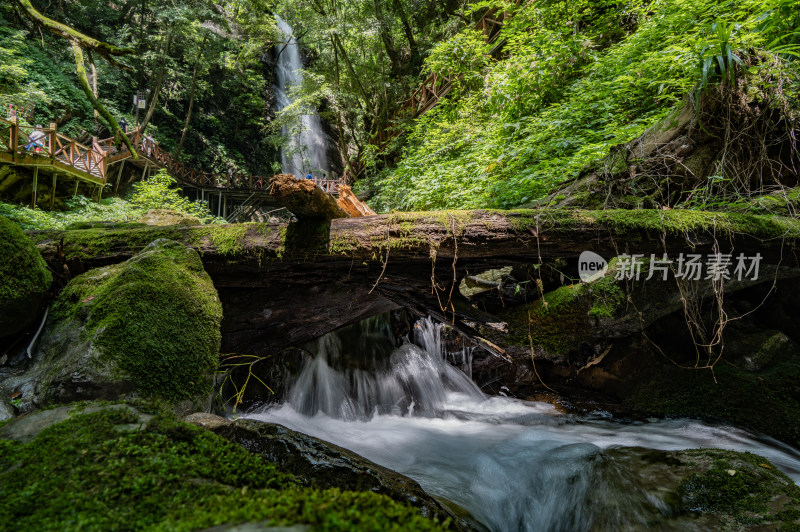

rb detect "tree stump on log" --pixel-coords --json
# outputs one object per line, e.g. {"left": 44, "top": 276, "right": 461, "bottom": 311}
{"left": 268, "top": 174, "right": 348, "bottom": 220}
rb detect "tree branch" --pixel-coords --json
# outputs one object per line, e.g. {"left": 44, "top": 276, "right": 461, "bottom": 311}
{"left": 13, "top": 0, "right": 134, "bottom": 67}
{"left": 72, "top": 41, "right": 135, "bottom": 155}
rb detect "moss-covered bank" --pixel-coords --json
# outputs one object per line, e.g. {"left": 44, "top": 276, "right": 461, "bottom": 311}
{"left": 0, "top": 408, "right": 448, "bottom": 531}
{"left": 678, "top": 449, "right": 800, "bottom": 528}
{"left": 625, "top": 351, "right": 800, "bottom": 448}
{"left": 35, "top": 239, "right": 222, "bottom": 406}
{"left": 0, "top": 215, "right": 51, "bottom": 336}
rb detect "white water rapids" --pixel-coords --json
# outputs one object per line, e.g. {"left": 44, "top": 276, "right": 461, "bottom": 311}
{"left": 246, "top": 317, "right": 800, "bottom": 531}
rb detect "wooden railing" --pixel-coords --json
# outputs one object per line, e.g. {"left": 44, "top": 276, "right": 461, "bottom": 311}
{"left": 0, "top": 117, "right": 107, "bottom": 181}
{"left": 0, "top": 116, "right": 341, "bottom": 194}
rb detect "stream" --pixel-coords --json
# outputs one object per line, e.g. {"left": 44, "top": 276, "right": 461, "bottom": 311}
{"left": 246, "top": 317, "right": 800, "bottom": 531}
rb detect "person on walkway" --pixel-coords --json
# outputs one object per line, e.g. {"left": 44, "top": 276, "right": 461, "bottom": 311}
{"left": 26, "top": 125, "right": 45, "bottom": 153}
{"left": 305, "top": 172, "right": 313, "bottom": 180}
{"left": 119, "top": 117, "right": 128, "bottom": 133}
{"left": 144, "top": 134, "right": 154, "bottom": 156}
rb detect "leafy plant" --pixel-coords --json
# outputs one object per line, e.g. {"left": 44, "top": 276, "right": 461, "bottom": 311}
{"left": 127, "top": 169, "right": 220, "bottom": 223}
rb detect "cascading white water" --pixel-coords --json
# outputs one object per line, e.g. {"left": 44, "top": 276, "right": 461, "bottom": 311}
{"left": 273, "top": 15, "right": 330, "bottom": 178}
{"left": 286, "top": 317, "right": 483, "bottom": 420}
{"left": 248, "top": 315, "right": 800, "bottom": 531}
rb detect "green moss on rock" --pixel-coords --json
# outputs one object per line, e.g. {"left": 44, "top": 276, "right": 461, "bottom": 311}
{"left": 678, "top": 449, "right": 800, "bottom": 526}
{"left": 490, "top": 269, "right": 627, "bottom": 358}
{"left": 0, "top": 215, "right": 52, "bottom": 336}
{"left": 625, "top": 352, "right": 800, "bottom": 447}
{"left": 0, "top": 408, "right": 448, "bottom": 531}
{"left": 44, "top": 239, "right": 222, "bottom": 404}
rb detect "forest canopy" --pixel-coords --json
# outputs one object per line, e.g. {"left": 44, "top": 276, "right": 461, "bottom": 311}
{"left": 0, "top": 0, "right": 797, "bottom": 212}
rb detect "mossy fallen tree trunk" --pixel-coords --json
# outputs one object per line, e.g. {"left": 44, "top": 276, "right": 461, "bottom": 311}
{"left": 29, "top": 208, "right": 800, "bottom": 355}
{"left": 31, "top": 208, "right": 800, "bottom": 268}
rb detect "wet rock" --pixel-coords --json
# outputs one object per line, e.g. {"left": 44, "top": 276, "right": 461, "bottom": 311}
{"left": 139, "top": 209, "right": 202, "bottom": 226}
{"left": 0, "top": 215, "right": 52, "bottom": 337}
{"left": 588, "top": 447, "right": 800, "bottom": 530}
{"left": 184, "top": 412, "right": 231, "bottom": 430}
{"left": 0, "top": 403, "right": 150, "bottom": 443}
{"left": 209, "top": 417, "right": 473, "bottom": 530}
{"left": 0, "top": 239, "right": 222, "bottom": 413}
{"left": 0, "top": 395, "right": 14, "bottom": 422}
{"left": 727, "top": 329, "right": 800, "bottom": 372}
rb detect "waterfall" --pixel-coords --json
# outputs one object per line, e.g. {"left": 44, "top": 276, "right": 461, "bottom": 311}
{"left": 248, "top": 314, "right": 800, "bottom": 531}
{"left": 273, "top": 15, "right": 330, "bottom": 178}
{"left": 284, "top": 316, "right": 484, "bottom": 421}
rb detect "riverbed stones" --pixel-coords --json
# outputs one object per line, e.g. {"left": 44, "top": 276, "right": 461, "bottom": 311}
{"left": 0, "top": 215, "right": 52, "bottom": 337}
{"left": 0, "top": 239, "right": 221, "bottom": 412}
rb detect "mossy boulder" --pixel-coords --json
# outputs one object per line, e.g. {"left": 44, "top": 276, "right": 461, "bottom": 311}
{"left": 199, "top": 416, "right": 470, "bottom": 529}
{"left": 0, "top": 215, "right": 52, "bottom": 337}
{"left": 0, "top": 404, "right": 450, "bottom": 531}
{"left": 139, "top": 209, "right": 202, "bottom": 226}
{"left": 589, "top": 447, "right": 800, "bottom": 530}
{"left": 10, "top": 239, "right": 222, "bottom": 411}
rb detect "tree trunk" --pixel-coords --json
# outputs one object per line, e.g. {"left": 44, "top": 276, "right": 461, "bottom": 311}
{"left": 71, "top": 42, "right": 135, "bottom": 153}
{"left": 139, "top": 29, "right": 174, "bottom": 134}
{"left": 32, "top": 209, "right": 800, "bottom": 272}
{"left": 89, "top": 52, "right": 99, "bottom": 121}
{"left": 373, "top": 0, "right": 401, "bottom": 75}
{"left": 269, "top": 174, "right": 349, "bottom": 220}
{"left": 175, "top": 36, "right": 206, "bottom": 159}
{"left": 31, "top": 208, "right": 800, "bottom": 360}
{"left": 391, "top": 0, "right": 419, "bottom": 69}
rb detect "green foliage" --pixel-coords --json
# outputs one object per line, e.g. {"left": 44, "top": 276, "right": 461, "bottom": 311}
{"left": 0, "top": 171, "right": 220, "bottom": 231}
{"left": 1, "top": 0, "right": 280, "bottom": 173}
{"left": 371, "top": 0, "right": 800, "bottom": 211}
{"left": 0, "top": 408, "right": 447, "bottom": 531}
{"left": 756, "top": 0, "right": 800, "bottom": 57}
{"left": 128, "top": 169, "right": 219, "bottom": 223}
{"left": 49, "top": 239, "right": 222, "bottom": 402}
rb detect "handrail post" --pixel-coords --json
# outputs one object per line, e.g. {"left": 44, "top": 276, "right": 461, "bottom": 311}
{"left": 48, "top": 122, "right": 56, "bottom": 158}
{"left": 9, "top": 116, "right": 17, "bottom": 160}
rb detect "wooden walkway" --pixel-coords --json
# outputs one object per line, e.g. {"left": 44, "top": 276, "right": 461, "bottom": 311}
{"left": 0, "top": 116, "right": 341, "bottom": 209}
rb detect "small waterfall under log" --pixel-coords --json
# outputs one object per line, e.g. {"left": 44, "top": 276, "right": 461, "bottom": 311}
{"left": 248, "top": 314, "right": 800, "bottom": 531}
{"left": 285, "top": 316, "right": 482, "bottom": 420}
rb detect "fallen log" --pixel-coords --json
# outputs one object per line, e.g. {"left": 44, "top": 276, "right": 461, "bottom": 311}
{"left": 268, "top": 173, "right": 348, "bottom": 220}
{"left": 30, "top": 208, "right": 800, "bottom": 270}
{"left": 26, "top": 208, "right": 800, "bottom": 359}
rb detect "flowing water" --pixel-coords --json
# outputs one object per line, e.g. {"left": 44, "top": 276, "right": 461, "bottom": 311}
{"left": 273, "top": 15, "right": 330, "bottom": 178}
{"left": 247, "top": 316, "right": 800, "bottom": 531}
